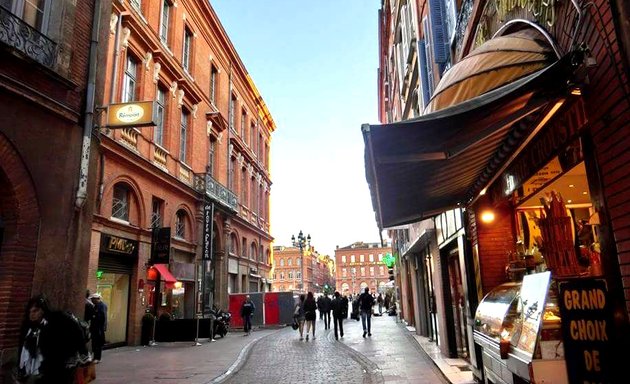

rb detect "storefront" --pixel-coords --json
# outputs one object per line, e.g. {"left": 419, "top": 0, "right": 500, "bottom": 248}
{"left": 97, "top": 234, "right": 138, "bottom": 347}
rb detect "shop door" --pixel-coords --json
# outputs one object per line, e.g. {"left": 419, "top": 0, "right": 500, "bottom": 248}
{"left": 405, "top": 260, "right": 415, "bottom": 327}
{"left": 98, "top": 254, "right": 133, "bottom": 347}
{"left": 448, "top": 251, "right": 469, "bottom": 359}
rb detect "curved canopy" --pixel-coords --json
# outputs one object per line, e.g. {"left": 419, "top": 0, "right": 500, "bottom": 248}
{"left": 363, "top": 29, "right": 577, "bottom": 229}
{"left": 426, "top": 29, "right": 557, "bottom": 113}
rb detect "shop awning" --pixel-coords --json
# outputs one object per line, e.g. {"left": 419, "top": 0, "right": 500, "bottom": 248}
{"left": 363, "top": 30, "right": 578, "bottom": 229}
{"left": 153, "top": 263, "right": 178, "bottom": 287}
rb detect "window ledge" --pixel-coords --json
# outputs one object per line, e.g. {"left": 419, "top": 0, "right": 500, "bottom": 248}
{"left": 110, "top": 217, "right": 130, "bottom": 225}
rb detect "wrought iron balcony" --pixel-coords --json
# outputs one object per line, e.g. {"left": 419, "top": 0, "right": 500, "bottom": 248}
{"left": 0, "top": 6, "right": 57, "bottom": 69}
{"left": 454, "top": 0, "right": 474, "bottom": 60}
{"left": 194, "top": 172, "right": 238, "bottom": 212}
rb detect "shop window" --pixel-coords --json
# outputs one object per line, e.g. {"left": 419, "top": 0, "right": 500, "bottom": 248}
{"left": 112, "top": 183, "right": 130, "bottom": 221}
{"left": 175, "top": 209, "right": 186, "bottom": 239}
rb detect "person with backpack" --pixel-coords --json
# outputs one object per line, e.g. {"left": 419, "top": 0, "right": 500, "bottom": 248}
{"left": 358, "top": 287, "right": 375, "bottom": 337}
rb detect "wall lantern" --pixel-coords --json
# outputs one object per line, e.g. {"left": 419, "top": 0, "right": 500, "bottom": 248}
{"left": 147, "top": 266, "right": 158, "bottom": 281}
{"left": 480, "top": 210, "right": 496, "bottom": 223}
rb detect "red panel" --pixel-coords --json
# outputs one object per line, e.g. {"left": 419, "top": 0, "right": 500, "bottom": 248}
{"left": 264, "top": 292, "right": 279, "bottom": 325}
{"left": 229, "top": 294, "right": 247, "bottom": 327}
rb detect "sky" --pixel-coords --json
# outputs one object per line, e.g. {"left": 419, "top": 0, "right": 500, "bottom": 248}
{"left": 212, "top": 0, "right": 384, "bottom": 256}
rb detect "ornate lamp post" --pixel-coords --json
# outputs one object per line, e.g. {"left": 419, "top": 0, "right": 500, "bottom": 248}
{"left": 291, "top": 230, "right": 311, "bottom": 293}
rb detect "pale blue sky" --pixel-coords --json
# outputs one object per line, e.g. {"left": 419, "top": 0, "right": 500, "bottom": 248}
{"left": 212, "top": 0, "right": 384, "bottom": 256}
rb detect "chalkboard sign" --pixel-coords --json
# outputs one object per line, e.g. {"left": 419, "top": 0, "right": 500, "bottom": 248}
{"left": 151, "top": 227, "right": 171, "bottom": 264}
{"left": 558, "top": 278, "right": 614, "bottom": 383}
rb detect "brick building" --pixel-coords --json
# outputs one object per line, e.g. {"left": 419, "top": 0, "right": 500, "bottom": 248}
{"left": 0, "top": 0, "right": 109, "bottom": 376}
{"left": 313, "top": 254, "right": 335, "bottom": 294}
{"left": 366, "top": 0, "right": 630, "bottom": 381}
{"left": 334, "top": 242, "right": 391, "bottom": 296}
{"left": 90, "top": 0, "right": 274, "bottom": 346}
{"left": 272, "top": 245, "right": 331, "bottom": 294}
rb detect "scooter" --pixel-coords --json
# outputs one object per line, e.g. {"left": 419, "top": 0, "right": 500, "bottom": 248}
{"left": 210, "top": 307, "right": 231, "bottom": 338}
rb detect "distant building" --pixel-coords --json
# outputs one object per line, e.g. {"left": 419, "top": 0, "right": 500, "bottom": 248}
{"left": 334, "top": 242, "right": 391, "bottom": 295}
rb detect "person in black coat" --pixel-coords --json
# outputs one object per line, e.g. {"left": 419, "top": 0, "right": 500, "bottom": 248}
{"left": 240, "top": 295, "right": 255, "bottom": 336}
{"left": 303, "top": 292, "right": 317, "bottom": 340}
{"left": 358, "top": 287, "right": 375, "bottom": 337}
{"left": 340, "top": 295, "right": 349, "bottom": 319}
{"left": 330, "top": 291, "right": 344, "bottom": 340}
{"left": 89, "top": 293, "right": 107, "bottom": 363}
{"left": 319, "top": 293, "right": 332, "bottom": 329}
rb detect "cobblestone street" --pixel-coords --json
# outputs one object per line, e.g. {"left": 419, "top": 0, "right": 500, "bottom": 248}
{"left": 222, "top": 315, "right": 448, "bottom": 384}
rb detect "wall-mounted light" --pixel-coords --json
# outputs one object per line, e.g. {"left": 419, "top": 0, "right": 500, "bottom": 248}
{"left": 480, "top": 210, "right": 495, "bottom": 223}
{"left": 174, "top": 281, "right": 183, "bottom": 289}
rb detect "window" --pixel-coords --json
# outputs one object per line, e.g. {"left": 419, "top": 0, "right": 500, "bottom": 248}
{"left": 360, "top": 267, "right": 366, "bottom": 276}
{"left": 230, "top": 234, "right": 238, "bottom": 255}
{"left": 155, "top": 87, "right": 166, "bottom": 146}
{"left": 258, "top": 134, "right": 263, "bottom": 159}
{"left": 182, "top": 28, "right": 192, "bottom": 72}
{"left": 280, "top": 259, "right": 285, "bottom": 267}
{"left": 250, "top": 178, "right": 256, "bottom": 212}
{"left": 296, "top": 271, "right": 301, "bottom": 279}
{"left": 341, "top": 255, "right": 346, "bottom": 263}
{"left": 228, "top": 157, "right": 235, "bottom": 190}
{"left": 350, "top": 255, "right": 355, "bottom": 263}
{"left": 297, "top": 258, "right": 301, "bottom": 266}
{"left": 159, "top": 0, "right": 170, "bottom": 45}
{"left": 209, "top": 65, "right": 218, "bottom": 105}
{"left": 130, "top": 0, "right": 141, "bottom": 12}
{"left": 242, "top": 238, "right": 246, "bottom": 257}
{"left": 3, "top": 0, "right": 50, "bottom": 31}
{"left": 122, "top": 55, "right": 138, "bottom": 102}
{"left": 288, "top": 271, "right": 293, "bottom": 279}
{"left": 208, "top": 139, "right": 216, "bottom": 176}
{"left": 250, "top": 243, "right": 256, "bottom": 260}
{"left": 379, "top": 266, "right": 385, "bottom": 276}
{"left": 180, "top": 110, "right": 189, "bottom": 163}
{"left": 229, "top": 94, "right": 236, "bottom": 130}
{"left": 240, "top": 110, "right": 246, "bottom": 139}
{"left": 288, "top": 258, "right": 292, "bottom": 266}
{"left": 280, "top": 272, "right": 284, "bottom": 280}
{"left": 369, "top": 254, "right": 374, "bottom": 262}
{"left": 342, "top": 268, "right": 347, "bottom": 277}
{"left": 175, "top": 210, "right": 186, "bottom": 238}
{"left": 151, "top": 197, "right": 163, "bottom": 228}
{"left": 112, "top": 183, "right": 129, "bottom": 221}
{"left": 370, "top": 266, "right": 375, "bottom": 276}
{"left": 241, "top": 168, "right": 248, "bottom": 204}
{"left": 378, "top": 254, "right": 383, "bottom": 262}
{"left": 360, "top": 254, "right": 365, "bottom": 262}
{"left": 250, "top": 123, "right": 256, "bottom": 151}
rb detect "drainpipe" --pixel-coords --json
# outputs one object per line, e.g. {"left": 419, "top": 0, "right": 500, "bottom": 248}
{"left": 75, "top": 0, "right": 101, "bottom": 210}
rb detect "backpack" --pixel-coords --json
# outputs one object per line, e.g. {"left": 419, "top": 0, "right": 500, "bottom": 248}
{"left": 68, "top": 311, "right": 91, "bottom": 343}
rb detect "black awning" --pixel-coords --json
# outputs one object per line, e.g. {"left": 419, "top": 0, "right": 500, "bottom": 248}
{"left": 363, "top": 57, "right": 575, "bottom": 229}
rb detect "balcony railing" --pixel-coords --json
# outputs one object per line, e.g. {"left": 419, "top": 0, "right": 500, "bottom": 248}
{"left": 194, "top": 172, "right": 238, "bottom": 212}
{"left": 454, "top": 0, "right": 474, "bottom": 60}
{"left": 0, "top": 6, "right": 57, "bottom": 69}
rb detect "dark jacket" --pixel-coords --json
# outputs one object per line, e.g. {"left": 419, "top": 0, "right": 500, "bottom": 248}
{"left": 240, "top": 300, "right": 255, "bottom": 317}
{"left": 319, "top": 296, "right": 332, "bottom": 312}
{"left": 359, "top": 292, "right": 375, "bottom": 312}
{"left": 331, "top": 297, "right": 343, "bottom": 318}
{"left": 340, "top": 296, "right": 349, "bottom": 316}
{"left": 90, "top": 301, "right": 107, "bottom": 336}
{"left": 304, "top": 298, "right": 317, "bottom": 321}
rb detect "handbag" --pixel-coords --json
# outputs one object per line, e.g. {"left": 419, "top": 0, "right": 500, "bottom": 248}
{"left": 291, "top": 318, "right": 299, "bottom": 330}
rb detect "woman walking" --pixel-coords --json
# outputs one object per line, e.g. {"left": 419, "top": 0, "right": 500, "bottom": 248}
{"left": 294, "top": 294, "right": 306, "bottom": 340}
{"left": 303, "top": 292, "right": 317, "bottom": 340}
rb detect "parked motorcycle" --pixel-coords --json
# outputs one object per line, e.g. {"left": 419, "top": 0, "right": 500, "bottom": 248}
{"left": 210, "top": 307, "right": 231, "bottom": 338}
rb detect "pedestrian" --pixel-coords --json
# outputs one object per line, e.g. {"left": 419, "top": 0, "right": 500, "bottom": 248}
{"left": 340, "top": 294, "right": 349, "bottom": 319}
{"left": 294, "top": 294, "right": 306, "bottom": 340}
{"left": 15, "top": 294, "right": 85, "bottom": 383}
{"left": 330, "top": 291, "right": 345, "bottom": 340}
{"left": 320, "top": 293, "right": 332, "bottom": 329}
{"left": 358, "top": 287, "right": 375, "bottom": 337}
{"left": 303, "top": 292, "right": 317, "bottom": 340}
{"left": 316, "top": 294, "right": 324, "bottom": 320}
{"left": 377, "top": 293, "right": 384, "bottom": 315}
{"left": 240, "top": 295, "right": 255, "bottom": 336}
{"left": 89, "top": 293, "right": 107, "bottom": 363}
{"left": 84, "top": 289, "right": 95, "bottom": 323}
{"left": 384, "top": 294, "right": 390, "bottom": 312}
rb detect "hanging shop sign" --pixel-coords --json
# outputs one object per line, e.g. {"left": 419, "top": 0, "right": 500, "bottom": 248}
{"left": 202, "top": 203, "right": 214, "bottom": 260}
{"left": 100, "top": 234, "right": 138, "bottom": 257}
{"left": 558, "top": 278, "right": 614, "bottom": 383}
{"left": 150, "top": 227, "right": 171, "bottom": 264}
{"left": 106, "top": 101, "right": 157, "bottom": 128}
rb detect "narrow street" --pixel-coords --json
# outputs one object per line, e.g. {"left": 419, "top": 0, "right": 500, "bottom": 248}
{"left": 93, "top": 315, "right": 450, "bottom": 384}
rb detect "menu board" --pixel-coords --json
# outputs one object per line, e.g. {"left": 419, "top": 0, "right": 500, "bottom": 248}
{"left": 558, "top": 278, "right": 614, "bottom": 383}
{"left": 516, "top": 271, "right": 551, "bottom": 356}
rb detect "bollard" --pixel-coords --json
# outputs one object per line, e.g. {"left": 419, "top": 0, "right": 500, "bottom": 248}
{"left": 209, "top": 316, "right": 216, "bottom": 342}
{"left": 149, "top": 315, "right": 157, "bottom": 346}
{"left": 193, "top": 315, "right": 202, "bottom": 346}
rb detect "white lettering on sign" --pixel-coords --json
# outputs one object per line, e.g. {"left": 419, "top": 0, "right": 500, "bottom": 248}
{"left": 115, "top": 104, "right": 145, "bottom": 123}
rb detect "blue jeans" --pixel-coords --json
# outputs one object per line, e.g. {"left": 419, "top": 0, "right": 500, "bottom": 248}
{"left": 360, "top": 310, "right": 371, "bottom": 333}
{"left": 244, "top": 315, "right": 252, "bottom": 333}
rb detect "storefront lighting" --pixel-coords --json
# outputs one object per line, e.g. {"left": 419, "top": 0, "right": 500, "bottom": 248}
{"left": 479, "top": 188, "right": 487, "bottom": 196}
{"left": 174, "top": 281, "right": 183, "bottom": 289}
{"left": 567, "top": 199, "right": 573, "bottom": 203}
{"left": 480, "top": 210, "right": 495, "bottom": 223}
{"left": 570, "top": 87, "right": 582, "bottom": 96}
{"left": 569, "top": 184, "right": 575, "bottom": 188}
{"left": 582, "top": 191, "right": 588, "bottom": 195}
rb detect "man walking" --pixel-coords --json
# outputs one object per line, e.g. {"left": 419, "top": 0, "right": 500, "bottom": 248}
{"left": 320, "top": 293, "right": 332, "bottom": 329}
{"left": 330, "top": 291, "right": 344, "bottom": 340}
{"left": 89, "top": 293, "right": 107, "bottom": 363}
{"left": 240, "top": 295, "right": 255, "bottom": 336}
{"left": 358, "top": 287, "right": 375, "bottom": 337}
{"left": 317, "top": 294, "right": 324, "bottom": 320}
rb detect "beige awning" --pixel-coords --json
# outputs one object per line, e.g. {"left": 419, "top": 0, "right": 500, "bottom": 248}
{"left": 363, "top": 29, "right": 579, "bottom": 229}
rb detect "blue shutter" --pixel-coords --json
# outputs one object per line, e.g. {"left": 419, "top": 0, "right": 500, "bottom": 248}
{"left": 418, "top": 40, "right": 431, "bottom": 108}
{"left": 429, "top": 0, "right": 448, "bottom": 64}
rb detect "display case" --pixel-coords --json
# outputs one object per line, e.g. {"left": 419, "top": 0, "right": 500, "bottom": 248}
{"left": 473, "top": 272, "right": 567, "bottom": 384}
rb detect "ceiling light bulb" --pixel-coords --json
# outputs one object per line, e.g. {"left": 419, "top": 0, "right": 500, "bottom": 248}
{"left": 569, "top": 184, "right": 575, "bottom": 188}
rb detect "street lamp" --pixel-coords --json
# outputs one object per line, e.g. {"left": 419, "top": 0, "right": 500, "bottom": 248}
{"left": 291, "top": 230, "right": 311, "bottom": 293}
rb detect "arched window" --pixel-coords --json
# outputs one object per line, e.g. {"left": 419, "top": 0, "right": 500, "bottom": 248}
{"left": 230, "top": 234, "right": 238, "bottom": 255}
{"left": 287, "top": 258, "right": 292, "bottom": 266}
{"left": 112, "top": 183, "right": 130, "bottom": 221}
{"left": 250, "top": 243, "right": 257, "bottom": 260}
{"left": 280, "top": 259, "right": 285, "bottom": 267}
{"left": 175, "top": 209, "right": 186, "bottom": 238}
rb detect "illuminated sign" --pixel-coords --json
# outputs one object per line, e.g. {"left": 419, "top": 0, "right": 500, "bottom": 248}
{"left": 383, "top": 253, "right": 396, "bottom": 268}
{"left": 107, "top": 101, "right": 157, "bottom": 128}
